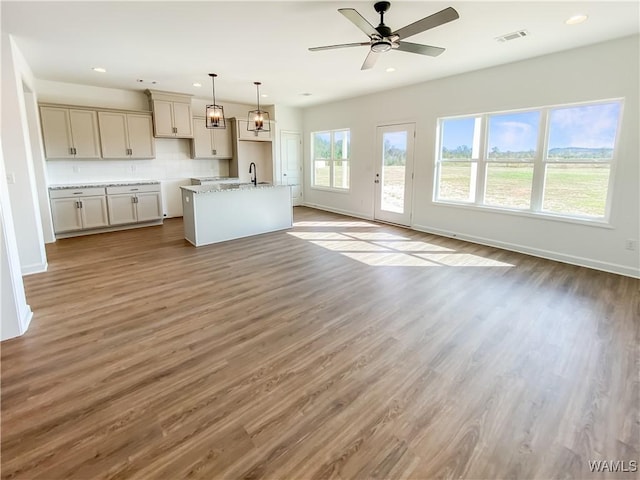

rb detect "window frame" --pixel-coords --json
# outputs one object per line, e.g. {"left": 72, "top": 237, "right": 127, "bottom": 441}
{"left": 434, "top": 98, "right": 623, "bottom": 224}
{"left": 311, "top": 128, "right": 351, "bottom": 192}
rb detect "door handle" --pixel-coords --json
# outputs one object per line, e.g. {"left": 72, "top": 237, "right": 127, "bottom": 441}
{"left": 374, "top": 180, "right": 380, "bottom": 183}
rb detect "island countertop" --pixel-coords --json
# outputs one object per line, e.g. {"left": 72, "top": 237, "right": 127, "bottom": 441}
{"left": 180, "top": 183, "right": 286, "bottom": 194}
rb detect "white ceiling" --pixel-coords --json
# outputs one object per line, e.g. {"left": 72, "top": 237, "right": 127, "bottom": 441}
{"left": 2, "top": 1, "right": 638, "bottom": 107}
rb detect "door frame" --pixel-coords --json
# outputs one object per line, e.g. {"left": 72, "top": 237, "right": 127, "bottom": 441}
{"left": 373, "top": 122, "right": 416, "bottom": 226}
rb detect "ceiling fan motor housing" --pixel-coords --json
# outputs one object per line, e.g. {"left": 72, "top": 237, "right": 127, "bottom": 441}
{"left": 371, "top": 40, "right": 392, "bottom": 53}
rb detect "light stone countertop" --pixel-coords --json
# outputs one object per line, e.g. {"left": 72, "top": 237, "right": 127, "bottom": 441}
{"left": 180, "top": 183, "right": 288, "bottom": 194}
{"left": 49, "top": 180, "right": 161, "bottom": 190}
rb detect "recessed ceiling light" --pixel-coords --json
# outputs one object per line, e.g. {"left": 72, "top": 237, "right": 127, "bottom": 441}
{"left": 92, "top": 67, "right": 107, "bottom": 73}
{"left": 386, "top": 67, "right": 396, "bottom": 72}
{"left": 261, "top": 93, "right": 268, "bottom": 98}
{"left": 193, "top": 82, "right": 202, "bottom": 87}
{"left": 565, "top": 14, "right": 588, "bottom": 25}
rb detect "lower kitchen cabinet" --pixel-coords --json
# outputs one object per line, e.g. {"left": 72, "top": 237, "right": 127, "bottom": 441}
{"left": 49, "top": 182, "right": 163, "bottom": 237}
{"left": 106, "top": 185, "right": 162, "bottom": 225}
{"left": 50, "top": 188, "right": 109, "bottom": 233}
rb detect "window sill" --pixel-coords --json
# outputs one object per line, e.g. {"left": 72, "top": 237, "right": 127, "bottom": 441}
{"left": 432, "top": 200, "right": 613, "bottom": 229}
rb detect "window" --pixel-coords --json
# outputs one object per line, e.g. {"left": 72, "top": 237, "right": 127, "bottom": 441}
{"left": 438, "top": 117, "right": 480, "bottom": 202}
{"left": 435, "top": 99, "right": 622, "bottom": 221}
{"left": 312, "top": 129, "right": 350, "bottom": 190}
{"left": 543, "top": 103, "right": 620, "bottom": 217}
{"left": 485, "top": 111, "right": 540, "bottom": 210}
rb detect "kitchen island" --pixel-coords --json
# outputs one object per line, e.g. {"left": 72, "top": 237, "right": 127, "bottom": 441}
{"left": 180, "top": 183, "right": 292, "bottom": 246}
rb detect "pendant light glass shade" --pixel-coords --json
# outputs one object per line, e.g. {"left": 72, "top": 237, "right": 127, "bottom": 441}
{"left": 206, "top": 73, "right": 226, "bottom": 129}
{"left": 247, "top": 82, "right": 270, "bottom": 133}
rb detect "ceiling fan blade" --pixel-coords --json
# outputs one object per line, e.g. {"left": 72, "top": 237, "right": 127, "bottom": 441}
{"left": 309, "top": 42, "right": 370, "bottom": 52}
{"left": 396, "top": 41, "right": 445, "bottom": 57}
{"left": 361, "top": 50, "right": 380, "bottom": 70}
{"left": 393, "top": 7, "right": 459, "bottom": 40}
{"left": 339, "top": 8, "right": 378, "bottom": 38}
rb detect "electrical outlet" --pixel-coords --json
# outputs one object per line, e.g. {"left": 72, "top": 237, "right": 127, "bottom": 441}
{"left": 624, "top": 239, "right": 637, "bottom": 251}
{"left": 130, "top": 165, "right": 136, "bottom": 173}
{"left": 6, "top": 173, "right": 15, "bottom": 184}
{"left": 72, "top": 166, "right": 79, "bottom": 173}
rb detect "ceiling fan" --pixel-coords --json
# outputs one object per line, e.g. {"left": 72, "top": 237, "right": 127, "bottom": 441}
{"left": 309, "top": 2, "right": 459, "bottom": 70}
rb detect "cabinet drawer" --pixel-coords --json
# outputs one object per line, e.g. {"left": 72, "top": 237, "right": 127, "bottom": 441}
{"left": 107, "top": 184, "right": 160, "bottom": 194}
{"left": 49, "top": 187, "right": 106, "bottom": 198}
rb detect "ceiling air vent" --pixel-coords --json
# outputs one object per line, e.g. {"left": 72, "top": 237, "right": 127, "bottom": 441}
{"left": 496, "top": 30, "right": 528, "bottom": 43}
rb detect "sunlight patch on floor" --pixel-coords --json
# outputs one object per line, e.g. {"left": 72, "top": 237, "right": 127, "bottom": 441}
{"left": 293, "top": 221, "right": 380, "bottom": 228}
{"left": 341, "top": 252, "right": 442, "bottom": 267}
{"left": 416, "top": 253, "right": 514, "bottom": 267}
{"left": 288, "top": 232, "right": 352, "bottom": 240}
{"left": 372, "top": 241, "right": 455, "bottom": 252}
{"left": 344, "top": 232, "right": 409, "bottom": 241}
{"left": 288, "top": 227, "right": 514, "bottom": 267}
{"left": 310, "top": 240, "right": 390, "bottom": 252}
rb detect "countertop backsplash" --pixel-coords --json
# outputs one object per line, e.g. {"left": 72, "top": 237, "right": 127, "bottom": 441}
{"left": 45, "top": 138, "right": 230, "bottom": 185}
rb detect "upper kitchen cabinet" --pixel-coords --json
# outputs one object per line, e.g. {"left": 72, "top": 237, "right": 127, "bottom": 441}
{"left": 234, "top": 117, "right": 274, "bottom": 142}
{"left": 98, "top": 112, "right": 155, "bottom": 159}
{"left": 145, "top": 90, "right": 193, "bottom": 138}
{"left": 191, "top": 116, "right": 233, "bottom": 159}
{"left": 40, "top": 106, "right": 101, "bottom": 159}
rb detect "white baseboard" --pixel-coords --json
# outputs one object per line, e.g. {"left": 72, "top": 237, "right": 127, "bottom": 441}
{"left": 413, "top": 223, "right": 640, "bottom": 279}
{"left": 302, "top": 203, "right": 373, "bottom": 221}
{"left": 22, "top": 261, "right": 48, "bottom": 276}
{"left": 20, "top": 308, "right": 33, "bottom": 335}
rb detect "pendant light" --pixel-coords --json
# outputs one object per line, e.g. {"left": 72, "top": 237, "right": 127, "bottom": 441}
{"left": 247, "top": 81, "right": 270, "bottom": 133}
{"left": 205, "top": 73, "right": 226, "bottom": 129}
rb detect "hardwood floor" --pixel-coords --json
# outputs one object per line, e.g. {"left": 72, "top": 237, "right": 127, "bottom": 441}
{"left": 2, "top": 207, "right": 638, "bottom": 479}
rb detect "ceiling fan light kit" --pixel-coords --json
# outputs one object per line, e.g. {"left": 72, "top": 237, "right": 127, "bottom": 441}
{"left": 309, "top": 1, "right": 459, "bottom": 70}
{"left": 247, "top": 82, "right": 270, "bottom": 134}
{"left": 205, "top": 73, "right": 226, "bottom": 129}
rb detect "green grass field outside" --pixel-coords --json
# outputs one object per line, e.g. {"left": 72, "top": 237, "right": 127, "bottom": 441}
{"left": 314, "top": 162, "right": 610, "bottom": 217}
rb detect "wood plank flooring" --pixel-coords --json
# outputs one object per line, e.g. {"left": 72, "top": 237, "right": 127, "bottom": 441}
{"left": 2, "top": 207, "right": 638, "bottom": 479}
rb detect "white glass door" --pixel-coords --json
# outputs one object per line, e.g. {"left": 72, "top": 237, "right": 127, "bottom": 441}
{"left": 374, "top": 123, "right": 416, "bottom": 225}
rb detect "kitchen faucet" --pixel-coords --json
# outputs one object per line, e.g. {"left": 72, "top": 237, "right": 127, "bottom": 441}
{"left": 249, "top": 162, "right": 257, "bottom": 186}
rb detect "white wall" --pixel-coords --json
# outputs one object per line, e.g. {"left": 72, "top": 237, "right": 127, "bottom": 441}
{"left": 1, "top": 34, "right": 47, "bottom": 274}
{"left": 273, "top": 105, "right": 304, "bottom": 184}
{"left": 0, "top": 142, "right": 33, "bottom": 340}
{"left": 303, "top": 35, "right": 640, "bottom": 278}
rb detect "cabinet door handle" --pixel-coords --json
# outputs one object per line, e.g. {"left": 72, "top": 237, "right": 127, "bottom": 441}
{"left": 78, "top": 200, "right": 83, "bottom": 208}
{"left": 131, "top": 197, "right": 136, "bottom": 204}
